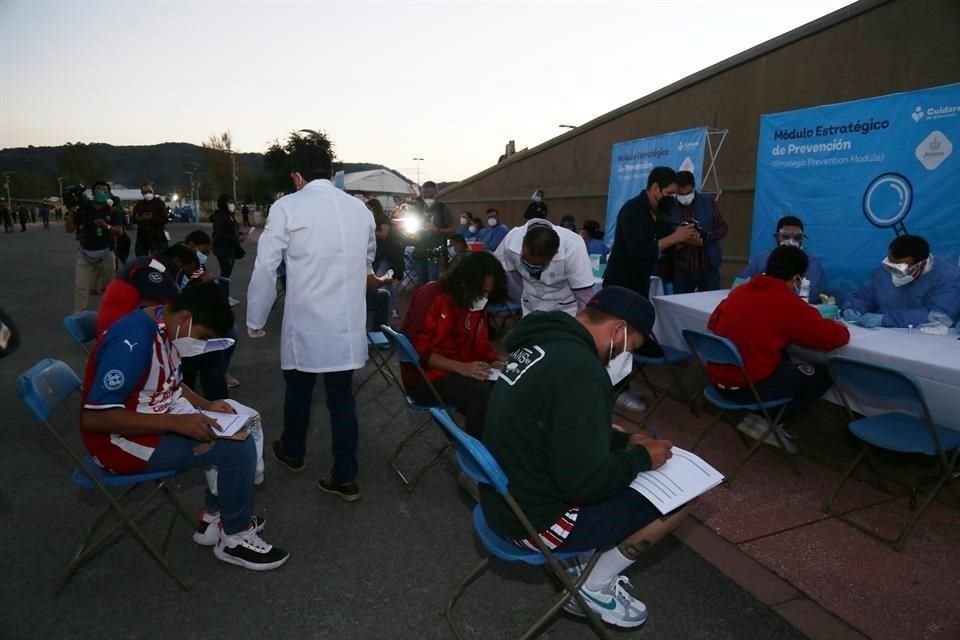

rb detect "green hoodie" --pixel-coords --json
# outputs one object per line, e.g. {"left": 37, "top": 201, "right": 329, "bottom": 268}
{"left": 480, "top": 311, "right": 653, "bottom": 540}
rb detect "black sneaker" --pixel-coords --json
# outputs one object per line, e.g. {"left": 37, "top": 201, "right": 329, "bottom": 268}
{"left": 214, "top": 523, "right": 289, "bottom": 571}
{"left": 317, "top": 478, "right": 360, "bottom": 502}
{"left": 272, "top": 440, "right": 304, "bottom": 473}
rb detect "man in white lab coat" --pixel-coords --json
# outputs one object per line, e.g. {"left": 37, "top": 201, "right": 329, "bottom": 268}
{"left": 246, "top": 143, "right": 376, "bottom": 502}
{"left": 494, "top": 219, "right": 595, "bottom": 316}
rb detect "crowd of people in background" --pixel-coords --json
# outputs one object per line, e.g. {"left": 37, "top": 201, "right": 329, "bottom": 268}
{"left": 13, "top": 153, "right": 958, "bottom": 632}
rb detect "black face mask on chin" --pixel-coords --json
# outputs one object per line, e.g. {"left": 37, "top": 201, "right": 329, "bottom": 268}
{"left": 657, "top": 195, "right": 676, "bottom": 216}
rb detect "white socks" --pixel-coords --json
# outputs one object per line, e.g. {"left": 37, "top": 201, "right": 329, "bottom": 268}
{"left": 585, "top": 547, "right": 634, "bottom": 590}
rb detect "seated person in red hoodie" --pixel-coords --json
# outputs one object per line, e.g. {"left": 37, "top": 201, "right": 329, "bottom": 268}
{"left": 707, "top": 245, "right": 850, "bottom": 451}
{"left": 401, "top": 251, "right": 507, "bottom": 437}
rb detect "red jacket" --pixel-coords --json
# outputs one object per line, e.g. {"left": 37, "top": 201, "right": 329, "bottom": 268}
{"left": 706, "top": 275, "right": 849, "bottom": 388}
{"left": 401, "top": 281, "right": 498, "bottom": 389}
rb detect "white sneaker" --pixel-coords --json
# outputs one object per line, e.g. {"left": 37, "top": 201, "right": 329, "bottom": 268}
{"left": 193, "top": 512, "right": 265, "bottom": 546}
{"left": 615, "top": 391, "right": 647, "bottom": 412}
{"left": 214, "top": 522, "right": 289, "bottom": 571}
{"left": 737, "top": 415, "right": 797, "bottom": 454}
{"left": 228, "top": 296, "right": 240, "bottom": 307}
{"left": 563, "top": 575, "right": 648, "bottom": 628}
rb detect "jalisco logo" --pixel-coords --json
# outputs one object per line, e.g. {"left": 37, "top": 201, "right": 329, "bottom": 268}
{"left": 915, "top": 130, "right": 952, "bottom": 171}
{"left": 911, "top": 104, "right": 960, "bottom": 123}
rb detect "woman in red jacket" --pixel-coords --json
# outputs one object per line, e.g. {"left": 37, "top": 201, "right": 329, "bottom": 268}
{"left": 401, "top": 251, "right": 507, "bottom": 437}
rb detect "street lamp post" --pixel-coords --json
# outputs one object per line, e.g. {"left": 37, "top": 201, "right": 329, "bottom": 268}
{"left": 3, "top": 172, "right": 14, "bottom": 209}
{"left": 412, "top": 157, "right": 424, "bottom": 186}
{"left": 231, "top": 153, "right": 238, "bottom": 204}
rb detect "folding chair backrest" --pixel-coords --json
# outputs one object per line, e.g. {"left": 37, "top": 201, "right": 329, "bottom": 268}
{"left": 63, "top": 311, "right": 98, "bottom": 346}
{"left": 827, "top": 355, "right": 926, "bottom": 410}
{"left": 682, "top": 329, "right": 744, "bottom": 367}
{"left": 429, "top": 407, "right": 508, "bottom": 494}
{"left": 380, "top": 325, "right": 419, "bottom": 365}
{"left": 16, "top": 358, "right": 82, "bottom": 422}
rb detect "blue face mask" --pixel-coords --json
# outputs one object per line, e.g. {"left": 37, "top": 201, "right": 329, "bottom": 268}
{"left": 522, "top": 258, "right": 547, "bottom": 275}
{"left": 196, "top": 250, "right": 208, "bottom": 266}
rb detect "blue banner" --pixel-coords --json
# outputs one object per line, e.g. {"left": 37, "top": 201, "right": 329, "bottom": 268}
{"left": 752, "top": 83, "right": 960, "bottom": 298}
{"left": 604, "top": 127, "right": 707, "bottom": 245}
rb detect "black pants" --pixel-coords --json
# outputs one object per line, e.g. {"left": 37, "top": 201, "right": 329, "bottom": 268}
{"left": 408, "top": 374, "right": 493, "bottom": 438}
{"left": 214, "top": 246, "right": 236, "bottom": 297}
{"left": 718, "top": 361, "right": 833, "bottom": 423}
{"left": 180, "top": 351, "right": 229, "bottom": 400}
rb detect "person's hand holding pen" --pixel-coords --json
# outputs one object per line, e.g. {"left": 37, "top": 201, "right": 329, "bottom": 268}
{"left": 171, "top": 413, "right": 222, "bottom": 442}
{"left": 628, "top": 431, "right": 673, "bottom": 469}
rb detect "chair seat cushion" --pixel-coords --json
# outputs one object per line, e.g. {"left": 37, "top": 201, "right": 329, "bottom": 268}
{"left": 72, "top": 456, "right": 177, "bottom": 489}
{"left": 703, "top": 385, "right": 792, "bottom": 411}
{"left": 472, "top": 505, "right": 578, "bottom": 565}
{"left": 849, "top": 413, "right": 960, "bottom": 456}
{"left": 368, "top": 331, "right": 390, "bottom": 348}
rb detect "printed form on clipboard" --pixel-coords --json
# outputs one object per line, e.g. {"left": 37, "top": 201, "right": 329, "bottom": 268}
{"left": 629, "top": 447, "right": 724, "bottom": 514}
{"left": 167, "top": 404, "right": 256, "bottom": 440}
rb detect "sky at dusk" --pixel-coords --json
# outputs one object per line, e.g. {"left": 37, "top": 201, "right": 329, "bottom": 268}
{"left": 0, "top": 0, "right": 855, "bottom": 182}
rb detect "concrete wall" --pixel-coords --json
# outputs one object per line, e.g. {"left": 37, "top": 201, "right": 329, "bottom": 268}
{"left": 440, "top": 0, "right": 960, "bottom": 281}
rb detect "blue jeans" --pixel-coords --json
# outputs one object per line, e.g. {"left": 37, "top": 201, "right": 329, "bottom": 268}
{"left": 281, "top": 369, "right": 358, "bottom": 483}
{"left": 145, "top": 434, "right": 256, "bottom": 535}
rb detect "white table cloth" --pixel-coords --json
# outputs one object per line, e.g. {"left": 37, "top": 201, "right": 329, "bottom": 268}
{"left": 652, "top": 290, "right": 960, "bottom": 430}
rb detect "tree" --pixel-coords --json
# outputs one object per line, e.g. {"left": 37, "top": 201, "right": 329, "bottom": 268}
{"left": 263, "top": 129, "right": 337, "bottom": 195}
{"left": 202, "top": 131, "right": 234, "bottom": 199}
{"left": 56, "top": 142, "right": 109, "bottom": 186}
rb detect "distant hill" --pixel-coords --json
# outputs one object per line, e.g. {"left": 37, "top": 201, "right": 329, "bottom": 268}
{"left": 0, "top": 142, "right": 417, "bottom": 200}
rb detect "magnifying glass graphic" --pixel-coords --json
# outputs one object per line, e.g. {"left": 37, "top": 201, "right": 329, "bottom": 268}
{"left": 862, "top": 173, "right": 913, "bottom": 235}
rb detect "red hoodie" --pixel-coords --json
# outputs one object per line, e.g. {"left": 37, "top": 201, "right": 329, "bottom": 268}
{"left": 706, "top": 274, "right": 849, "bottom": 388}
{"left": 401, "top": 281, "right": 499, "bottom": 389}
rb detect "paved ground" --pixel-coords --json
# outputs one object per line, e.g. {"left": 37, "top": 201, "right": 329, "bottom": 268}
{"left": 0, "top": 222, "right": 805, "bottom": 639}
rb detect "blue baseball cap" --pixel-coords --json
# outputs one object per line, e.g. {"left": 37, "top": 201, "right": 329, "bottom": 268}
{"left": 587, "top": 286, "right": 662, "bottom": 357}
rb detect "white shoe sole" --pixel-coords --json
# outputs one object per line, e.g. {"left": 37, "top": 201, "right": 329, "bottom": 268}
{"left": 563, "top": 596, "right": 648, "bottom": 628}
{"left": 213, "top": 545, "right": 289, "bottom": 571}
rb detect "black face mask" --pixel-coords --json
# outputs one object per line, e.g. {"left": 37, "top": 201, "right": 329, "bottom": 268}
{"left": 657, "top": 195, "right": 676, "bottom": 215}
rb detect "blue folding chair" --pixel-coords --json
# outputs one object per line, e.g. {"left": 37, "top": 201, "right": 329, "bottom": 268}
{"left": 618, "top": 341, "right": 696, "bottom": 428}
{"left": 354, "top": 331, "right": 400, "bottom": 394}
{"left": 428, "top": 408, "right": 610, "bottom": 639}
{"left": 16, "top": 359, "right": 194, "bottom": 594}
{"left": 682, "top": 329, "right": 799, "bottom": 484}
{"left": 825, "top": 355, "right": 960, "bottom": 551}
{"left": 63, "top": 311, "right": 98, "bottom": 354}
{"left": 380, "top": 325, "right": 456, "bottom": 491}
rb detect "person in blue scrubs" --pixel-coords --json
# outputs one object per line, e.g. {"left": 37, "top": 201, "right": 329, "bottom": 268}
{"left": 739, "top": 215, "right": 826, "bottom": 302}
{"left": 580, "top": 219, "right": 609, "bottom": 263}
{"left": 480, "top": 208, "right": 509, "bottom": 251}
{"left": 842, "top": 235, "right": 960, "bottom": 328}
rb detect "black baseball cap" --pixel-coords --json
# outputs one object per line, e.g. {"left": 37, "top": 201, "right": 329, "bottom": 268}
{"left": 586, "top": 286, "right": 663, "bottom": 358}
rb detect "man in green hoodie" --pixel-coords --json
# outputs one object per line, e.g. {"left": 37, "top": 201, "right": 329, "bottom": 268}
{"left": 481, "top": 285, "right": 687, "bottom": 629}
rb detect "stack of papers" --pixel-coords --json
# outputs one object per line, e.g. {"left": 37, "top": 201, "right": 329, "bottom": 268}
{"left": 629, "top": 447, "right": 724, "bottom": 514}
{"left": 167, "top": 404, "right": 255, "bottom": 439}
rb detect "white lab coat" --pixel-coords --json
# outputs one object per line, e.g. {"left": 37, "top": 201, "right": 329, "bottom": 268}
{"left": 246, "top": 180, "right": 376, "bottom": 373}
{"left": 494, "top": 219, "right": 595, "bottom": 316}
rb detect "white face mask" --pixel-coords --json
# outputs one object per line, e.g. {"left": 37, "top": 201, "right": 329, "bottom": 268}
{"left": 468, "top": 225, "right": 477, "bottom": 234}
{"left": 460, "top": 216, "right": 468, "bottom": 226}
{"left": 676, "top": 192, "right": 695, "bottom": 206}
{"left": 883, "top": 256, "right": 928, "bottom": 287}
{"left": 227, "top": 203, "right": 236, "bottom": 213}
{"left": 606, "top": 325, "right": 632, "bottom": 386}
{"left": 469, "top": 295, "right": 488, "bottom": 312}
{"left": 423, "top": 198, "right": 436, "bottom": 207}
{"left": 143, "top": 192, "right": 154, "bottom": 201}
{"left": 487, "top": 217, "right": 497, "bottom": 228}
{"left": 891, "top": 273, "right": 914, "bottom": 287}
{"left": 172, "top": 318, "right": 207, "bottom": 358}
{"left": 106, "top": 198, "right": 114, "bottom": 207}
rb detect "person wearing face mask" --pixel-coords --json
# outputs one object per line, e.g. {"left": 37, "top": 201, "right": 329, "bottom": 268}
{"left": 481, "top": 286, "right": 682, "bottom": 630}
{"left": 79, "top": 281, "right": 288, "bottom": 571}
{"left": 401, "top": 251, "right": 507, "bottom": 437}
{"left": 664, "top": 171, "right": 728, "bottom": 294}
{"left": 524, "top": 189, "right": 549, "bottom": 220}
{"left": 456, "top": 212, "right": 482, "bottom": 243}
{"left": 132, "top": 182, "right": 169, "bottom": 257}
{"left": 480, "top": 207, "right": 509, "bottom": 251}
{"left": 67, "top": 180, "right": 124, "bottom": 313}
{"left": 247, "top": 136, "right": 376, "bottom": 503}
{"left": 604, "top": 167, "right": 691, "bottom": 298}
{"left": 210, "top": 194, "right": 247, "bottom": 307}
{"left": 738, "top": 215, "right": 826, "bottom": 303}
{"left": 580, "top": 219, "right": 609, "bottom": 263}
{"left": 410, "top": 180, "right": 457, "bottom": 286}
{"left": 709, "top": 245, "right": 849, "bottom": 451}
{"left": 842, "top": 235, "right": 960, "bottom": 329}
{"left": 494, "top": 220, "right": 595, "bottom": 316}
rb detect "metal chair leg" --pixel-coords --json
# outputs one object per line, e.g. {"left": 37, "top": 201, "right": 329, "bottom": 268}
{"left": 894, "top": 472, "right": 950, "bottom": 551}
{"left": 403, "top": 442, "right": 451, "bottom": 493}
{"left": 443, "top": 556, "right": 490, "bottom": 640}
{"left": 692, "top": 411, "right": 725, "bottom": 451}
{"left": 390, "top": 415, "right": 434, "bottom": 485}
{"left": 536, "top": 553, "right": 611, "bottom": 640}
{"left": 825, "top": 448, "right": 867, "bottom": 514}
